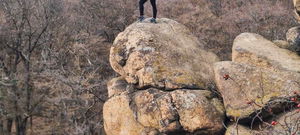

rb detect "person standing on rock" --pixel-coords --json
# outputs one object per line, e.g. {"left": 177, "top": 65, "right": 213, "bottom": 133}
{"left": 138, "top": 0, "right": 157, "bottom": 23}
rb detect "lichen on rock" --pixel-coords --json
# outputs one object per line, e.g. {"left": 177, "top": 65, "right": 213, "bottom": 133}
{"left": 110, "top": 18, "right": 219, "bottom": 90}
{"left": 214, "top": 61, "right": 300, "bottom": 119}
{"left": 233, "top": 33, "right": 300, "bottom": 73}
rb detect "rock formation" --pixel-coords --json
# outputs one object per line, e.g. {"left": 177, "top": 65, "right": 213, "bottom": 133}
{"left": 104, "top": 18, "right": 300, "bottom": 135}
{"left": 215, "top": 32, "right": 300, "bottom": 134}
{"left": 104, "top": 18, "right": 225, "bottom": 135}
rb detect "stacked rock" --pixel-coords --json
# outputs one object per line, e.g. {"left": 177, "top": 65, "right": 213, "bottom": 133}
{"left": 103, "top": 18, "right": 225, "bottom": 135}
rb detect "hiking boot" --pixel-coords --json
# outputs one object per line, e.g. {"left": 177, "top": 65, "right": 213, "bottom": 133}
{"left": 138, "top": 16, "right": 145, "bottom": 22}
{"left": 150, "top": 18, "right": 157, "bottom": 23}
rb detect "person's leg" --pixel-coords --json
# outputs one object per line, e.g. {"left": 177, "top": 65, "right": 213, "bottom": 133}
{"left": 139, "top": 0, "right": 147, "bottom": 17}
{"left": 150, "top": 0, "right": 157, "bottom": 19}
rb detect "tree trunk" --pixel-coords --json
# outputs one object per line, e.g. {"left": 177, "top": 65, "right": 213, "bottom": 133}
{"left": 0, "top": 119, "right": 13, "bottom": 135}
{"left": 24, "top": 59, "right": 31, "bottom": 114}
{"left": 0, "top": 120, "right": 3, "bottom": 134}
{"left": 16, "top": 116, "right": 27, "bottom": 135}
{"left": 6, "top": 118, "right": 13, "bottom": 134}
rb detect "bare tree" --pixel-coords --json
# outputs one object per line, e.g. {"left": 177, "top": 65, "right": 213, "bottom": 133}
{"left": 0, "top": 0, "right": 64, "bottom": 134}
{"left": 0, "top": 0, "right": 118, "bottom": 134}
{"left": 77, "top": 0, "right": 136, "bottom": 42}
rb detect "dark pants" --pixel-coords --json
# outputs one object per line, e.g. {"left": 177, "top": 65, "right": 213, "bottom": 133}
{"left": 139, "top": 0, "right": 157, "bottom": 19}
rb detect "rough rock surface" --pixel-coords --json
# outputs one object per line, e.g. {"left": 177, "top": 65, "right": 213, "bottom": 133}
{"left": 225, "top": 125, "right": 253, "bottom": 135}
{"left": 286, "top": 26, "right": 300, "bottom": 54}
{"left": 170, "top": 90, "right": 224, "bottom": 133}
{"left": 214, "top": 61, "right": 300, "bottom": 119}
{"left": 294, "top": 0, "right": 300, "bottom": 22}
{"left": 232, "top": 33, "right": 300, "bottom": 73}
{"left": 225, "top": 125, "right": 272, "bottom": 135}
{"left": 107, "top": 77, "right": 128, "bottom": 98}
{"left": 132, "top": 89, "right": 181, "bottom": 133}
{"left": 266, "top": 109, "right": 300, "bottom": 134}
{"left": 103, "top": 86, "right": 225, "bottom": 135}
{"left": 272, "top": 40, "right": 290, "bottom": 49}
{"left": 103, "top": 95, "right": 146, "bottom": 135}
{"left": 225, "top": 109, "right": 300, "bottom": 135}
{"left": 110, "top": 18, "right": 219, "bottom": 90}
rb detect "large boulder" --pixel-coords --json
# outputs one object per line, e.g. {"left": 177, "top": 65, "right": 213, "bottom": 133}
{"left": 110, "top": 18, "right": 219, "bottom": 90}
{"left": 103, "top": 86, "right": 225, "bottom": 135}
{"left": 214, "top": 61, "right": 300, "bottom": 119}
{"left": 286, "top": 26, "right": 300, "bottom": 54}
{"left": 232, "top": 33, "right": 300, "bottom": 73}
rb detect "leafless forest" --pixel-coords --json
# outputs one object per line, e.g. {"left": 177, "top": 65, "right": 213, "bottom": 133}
{"left": 0, "top": 0, "right": 297, "bottom": 134}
